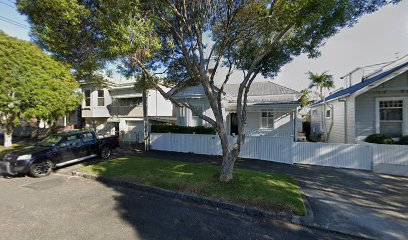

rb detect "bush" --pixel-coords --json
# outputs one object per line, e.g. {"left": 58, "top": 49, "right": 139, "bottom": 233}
{"left": 365, "top": 134, "right": 394, "bottom": 144}
{"left": 397, "top": 135, "right": 408, "bottom": 145}
{"left": 151, "top": 124, "right": 216, "bottom": 135}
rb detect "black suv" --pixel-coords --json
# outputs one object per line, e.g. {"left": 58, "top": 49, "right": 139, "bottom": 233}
{"left": 0, "top": 131, "right": 119, "bottom": 177}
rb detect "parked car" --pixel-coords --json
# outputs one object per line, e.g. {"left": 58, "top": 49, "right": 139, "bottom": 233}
{"left": 0, "top": 131, "right": 119, "bottom": 177}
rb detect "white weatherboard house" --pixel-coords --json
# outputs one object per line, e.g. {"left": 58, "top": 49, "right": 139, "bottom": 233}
{"left": 310, "top": 57, "right": 408, "bottom": 143}
{"left": 80, "top": 80, "right": 173, "bottom": 142}
{"left": 171, "top": 81, "right": 302, "bottom": 138}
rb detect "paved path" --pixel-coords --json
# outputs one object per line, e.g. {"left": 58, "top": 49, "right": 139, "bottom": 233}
{"left": 0, "top": 174, "right": 354, "bottom": 240}
{"left": 133, "top": 150, "right": 408, "bottom": 240}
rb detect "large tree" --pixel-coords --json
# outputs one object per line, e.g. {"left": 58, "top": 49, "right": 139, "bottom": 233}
{"left": 0, "top": 32, "right": 81, "bottom": 147}
{"left": 18, "top": 0, "right": 399, "bottom": 182}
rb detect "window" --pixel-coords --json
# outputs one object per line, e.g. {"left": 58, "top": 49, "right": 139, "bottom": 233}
{"left": 325, "top": 109, "right": 331, "bottom": 118}
{"left": 84, "top": 90, "right": 91, "bottom": 107}
{"left": 178, "top": 107, "right": 187, "bottom": 125}
{"left": 192, "top": 106, "right": 203, "bottom": 126}
{"left": 261, "top": 110, "right": 274, "bottom": 129}
{"left": 61, "top": 135, "right": 81, "bottom": 147}
{"left": 312, "top": 109, "right": 317, "bottom": 115}
{"left": 118, "top": 98, "right": 142, "bottom": 107}
{"left": 97, "top": 90, "right": 104, "bottom": 106}
{"left": 81, "top": 133, "right": 94, "bottom": 143}
{"left": 378, "top": 100, "right": 403, "bottom": 137}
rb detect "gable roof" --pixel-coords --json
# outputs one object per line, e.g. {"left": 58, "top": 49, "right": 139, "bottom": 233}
{"left": 222, "top": 81, "right": 299, "bottom": 97}
{"left": 312, "top": 59, "right": 408, "bottom": 107}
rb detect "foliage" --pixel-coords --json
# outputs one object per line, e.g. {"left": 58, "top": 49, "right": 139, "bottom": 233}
{"left": 151, "top": 124, "right": 216, "bottom": 135}
{"left": 80, "top": 156, "right": 305, "bottom": 215}
{"left": 397, "top": 136, "right": 408, "bottom": 145}
{"left": 307, "top": 71, "right": 334, "bottom": 100}
{"left": 299, "top": 89, "right": 312, "bottom": 109}
{"left": 365, "top": 134, "right": 394, "bottom": 144}
{"left": 0, "top": 31, "right": 81, "bottom": 145}
{"left": 18, "top": 0, "right": 400, "bottom": 181}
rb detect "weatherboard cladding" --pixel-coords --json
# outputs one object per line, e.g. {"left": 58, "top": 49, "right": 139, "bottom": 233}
{"left": 312, "top": 61, "right": 408, "bottom": 106}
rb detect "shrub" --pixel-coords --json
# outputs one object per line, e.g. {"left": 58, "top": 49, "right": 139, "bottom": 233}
{"left": 365, "top": 134, "right": 394, "bottom": 144}
{"left": 397, "top": 135, "right": 408, "bottom": 145}
{"left": 151, "top": 124, "right": 216, "bottom": 135}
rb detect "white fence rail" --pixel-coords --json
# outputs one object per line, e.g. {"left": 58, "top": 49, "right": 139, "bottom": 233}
{"left": 150, "top": 133, "right": 408, "bottom": 175}
{"left": 293, "top": 142, "right": 372, "bottom": 170}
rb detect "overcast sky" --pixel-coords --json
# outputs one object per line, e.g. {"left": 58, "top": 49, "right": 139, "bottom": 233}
{"left": 1, "top": 0, "right": 407, "bottom": 91}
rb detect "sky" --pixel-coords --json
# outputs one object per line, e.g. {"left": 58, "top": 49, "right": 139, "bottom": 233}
{"left": 1, "top": 0, "right": 408, "bottom": 92}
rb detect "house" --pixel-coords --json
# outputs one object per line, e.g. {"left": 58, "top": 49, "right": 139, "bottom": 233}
{"left": 80, "top": 80, "right": 174, "bottom": 142}
{"left": 310, "top": 56, "right": 408, "bottom": 143}
{"left": 171, "top": 81, "right": 302, "bottom": 138}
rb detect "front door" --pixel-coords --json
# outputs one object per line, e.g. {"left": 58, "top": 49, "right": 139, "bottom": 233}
{"left": 230, "top": 113, "right": 238, "bottom": 135}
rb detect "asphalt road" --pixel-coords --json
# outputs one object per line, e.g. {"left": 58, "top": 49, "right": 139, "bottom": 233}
{"left": 0, "top": 172, "right": 357, "bottom": 240}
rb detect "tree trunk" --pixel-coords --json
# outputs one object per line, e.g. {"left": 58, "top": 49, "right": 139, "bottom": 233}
{"left": 218, "top": 132, "right": 240, "bottom": 182}
{"left": 142, "top": 82, "right": 150, "bottom": 151}
{"left": 3, "top": 127, "right": 13, "bottom": 148}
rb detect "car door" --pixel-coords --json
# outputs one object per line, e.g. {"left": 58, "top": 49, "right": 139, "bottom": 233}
{"left": 79, "top": 132, "right": 96, "bottom": 157}
{"left": 57, "top": 134, "right": 82, "bottom": 163}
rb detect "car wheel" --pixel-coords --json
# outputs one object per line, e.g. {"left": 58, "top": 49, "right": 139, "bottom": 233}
{"left": 29, "top": 160, "right": 54, "bottom": 178}
{"left": 100, "top": 147, "right": 111, "bottom": 159}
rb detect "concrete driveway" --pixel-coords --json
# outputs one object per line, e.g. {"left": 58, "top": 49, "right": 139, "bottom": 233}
{"left": 139, "top": 151, "right": 408, "bottom": 240}
{"left": 0, "top": 173, "right": 355, "bottom": 240}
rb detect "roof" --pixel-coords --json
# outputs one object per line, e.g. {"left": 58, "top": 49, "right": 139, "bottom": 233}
{"left": 312, "top": 59, "right": 408, "bottom": 106}
{"left": 222, "top": 81, "right": 299, "bottom": 97}
{"left": 171, "top": 81, "right": 298, "bottom": 99}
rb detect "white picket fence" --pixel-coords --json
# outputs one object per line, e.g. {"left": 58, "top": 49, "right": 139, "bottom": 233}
{"left": 150, "top": 133, "right": 408, "bottom": 174}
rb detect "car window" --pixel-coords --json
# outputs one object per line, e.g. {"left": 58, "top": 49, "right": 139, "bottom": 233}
{"left": 61, "top": 135, "right": 81, "bottom": 147}
{"left": 38, "top": 135, "right": 62, "bottom": 147}
{"left": 81, "top": 133, "right": 94, "bottom": 143}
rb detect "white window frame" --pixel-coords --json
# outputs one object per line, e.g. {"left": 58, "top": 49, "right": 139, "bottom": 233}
{"left": 325, "top": 109, "right": 332, "bottom": 118}
{"left": 97, "top": 90, "right": 105, "bottom": 106}
{"left": 178, "top": 106, "right": 187, "bottom": 126}
{"left": 84, "top": 89, "right": 91, "bottom": 107}
{"left": 375, "top": 97, "right": 407, "bottom": 137}
{"left": 260, "top": 109, "right": 274, "bottom": 129}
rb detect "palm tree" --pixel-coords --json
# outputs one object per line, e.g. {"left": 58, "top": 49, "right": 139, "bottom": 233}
{"left": 307, "top": 71, "right": 334, "bottom": 100}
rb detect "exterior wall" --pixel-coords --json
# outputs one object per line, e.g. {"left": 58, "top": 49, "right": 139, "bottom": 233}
{"left": 242, "top": 109, "right": 300, "bottom": 136}
{"left": 310, "top": 105, "right": 324, "bottom": 141}
{"left": 147, "top": 89, "right": 173, "bottom": 117}
{"left": 81, "top": 87, "right": 111, "bottom": 118}
{"left": 175, "top": 99, "right": 215, "bottom": 127}
{"left": 355, "top": 72, "right": 408, "bottom": 141}
{"left": 326, "top": 100, "right": 345, "bottom": 143}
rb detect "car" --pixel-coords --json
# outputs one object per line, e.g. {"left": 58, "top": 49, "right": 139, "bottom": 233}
{"left": 0, "top": 131, "right": 119, "bottom": 178}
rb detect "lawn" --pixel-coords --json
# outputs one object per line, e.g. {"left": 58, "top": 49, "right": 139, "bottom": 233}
{"left": 79, "top": 157, "right": 305, "bottom": 215}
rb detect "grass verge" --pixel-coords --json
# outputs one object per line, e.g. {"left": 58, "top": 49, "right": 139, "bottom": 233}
{"left": 79, "top": 156, "right": 305, "bottom": 215}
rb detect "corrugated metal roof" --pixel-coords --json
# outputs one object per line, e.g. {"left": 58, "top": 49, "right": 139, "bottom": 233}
{"left": 312, "top": 60, "right": 408, "bottom": 106}
{"left": 222, "top": 81, "right": 299, "bottom": 97}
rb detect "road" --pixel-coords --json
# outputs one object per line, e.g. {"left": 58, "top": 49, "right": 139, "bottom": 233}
{"left": 0, "top": 171, "right": 356, "bottom": 240}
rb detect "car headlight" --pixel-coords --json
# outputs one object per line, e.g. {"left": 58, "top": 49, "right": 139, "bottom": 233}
{"left": 17, "top": 154, "right": 32, "bottom": 161}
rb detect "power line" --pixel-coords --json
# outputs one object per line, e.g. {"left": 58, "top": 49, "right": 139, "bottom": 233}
{"left": 0, "top": 16, "right": 30, "bottom": 30}
{"left": 0, "top": 1, "right": 15, "bottom": 8}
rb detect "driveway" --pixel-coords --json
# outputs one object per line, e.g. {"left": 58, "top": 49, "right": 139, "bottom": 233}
{"left": 138, "top": 150, "right": 408, "bottom": 240}
{"left": 0, "top": 173, "right": 355, "bottom": 240}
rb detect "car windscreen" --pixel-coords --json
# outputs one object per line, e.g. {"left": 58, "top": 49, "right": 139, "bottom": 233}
{"left": 38, "top": 135, "right": 63, "bottom": 147}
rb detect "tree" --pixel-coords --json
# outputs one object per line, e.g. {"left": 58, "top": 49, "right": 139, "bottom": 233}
{"left": 18, "top": 0, "right": 400, "bottom": 182}
{"left": 0, "top": 32, "right": 81, "bottom": 147}
{"left": 307, "top": 71, "right": 335, "bottom": 100}
{"left": 299, "top": 89, "right": 312, "bottom": 109}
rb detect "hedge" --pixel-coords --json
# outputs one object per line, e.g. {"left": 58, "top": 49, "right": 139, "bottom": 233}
{"left": 151, "top": 124, "right": 216, "bottom": 135}
{"left": 365, "top": 134, "right": 394, "bottom": 144}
